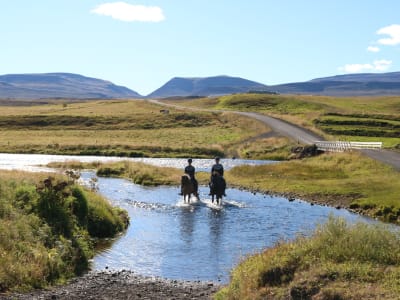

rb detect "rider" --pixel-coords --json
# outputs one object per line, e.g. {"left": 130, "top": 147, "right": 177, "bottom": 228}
{"left": 181, "top": 158, "right": 199, "bottom": 198}
{"left": 210, "top": 157, "right": 226, "bottom": 196}
{"left": 211, "top": 156, "right": 224, "bottom": 177}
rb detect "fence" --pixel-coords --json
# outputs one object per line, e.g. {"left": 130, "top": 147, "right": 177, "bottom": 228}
{"left": 315, "top": 141, "right": 382, "bottom": 152}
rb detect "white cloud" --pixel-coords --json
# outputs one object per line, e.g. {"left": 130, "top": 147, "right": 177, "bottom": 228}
{"left": 373, "top": 59, "right": 392, "bottom": 71}
{"left": 376, "top": 24, "right": 400, "bottom": 46}
{"left": 367, "top": 46, "right": 380, "bottom": 53}
{"left": 91, "top": 2, "right": 165, "bottom": 22}
{"left": 339, "top": 59, "right": 392, "bottom": 73}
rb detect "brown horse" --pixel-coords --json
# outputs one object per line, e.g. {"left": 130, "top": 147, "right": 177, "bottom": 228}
{"left": 181, "top": 174, "right": 196, "bottom": 203}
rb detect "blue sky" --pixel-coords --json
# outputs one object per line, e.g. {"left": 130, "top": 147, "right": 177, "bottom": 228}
{"left": 1, "top": 1, "right": 400, "bottom": 95}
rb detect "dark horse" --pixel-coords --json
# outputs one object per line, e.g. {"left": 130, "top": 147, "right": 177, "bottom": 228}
{"left": 209, "top": 172, "right": 226, "bottom": 205}
{"left": 181, "top": 174, "right": 196, "bottom": 203}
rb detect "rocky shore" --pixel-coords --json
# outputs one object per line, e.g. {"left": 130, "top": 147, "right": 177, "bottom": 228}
{"left": 1, "top": 271, "right": 220, "bottom": 300}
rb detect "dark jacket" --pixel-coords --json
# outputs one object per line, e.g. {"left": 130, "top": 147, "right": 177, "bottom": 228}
{"left": 211, "top": 163, "right": 224, "bottom": 176}
{"left": 185, "top": 165, "right": 196, "bottom": 179}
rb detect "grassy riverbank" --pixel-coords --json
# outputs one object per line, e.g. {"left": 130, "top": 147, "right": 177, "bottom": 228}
{"left": 226, "top": 152, "right": 400, "bottom": 224}
{"left": 0, "top": 170, "right": 129, "bottom": 293}
{"left": 49, "top": 151, "right": 400, "bottom": 224}
{"left": 0, "top": 99, "right": 269, "bottom": 158}
{"left": 215, "top": 216, "right": 400, "bottom": 299}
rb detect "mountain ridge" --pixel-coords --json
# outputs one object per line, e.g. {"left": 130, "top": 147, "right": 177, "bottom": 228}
{"left": 1, "top": 71, "right": 400, "bottom": 99}
{"left": 0, "top": 73, "right": 141, "bottom": 99}
{"left": 147, "top": 75, "right": 270, "bottom": 98}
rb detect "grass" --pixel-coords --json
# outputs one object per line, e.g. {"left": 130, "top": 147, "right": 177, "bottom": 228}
{"left": 97, "top": 161, "right": 182, "bottom": 186}
{"left": 226, "top": 151, "right": 400, "bottom": 223}
{"left": 215, "top": 216, "right": 400, "bottom": 299}
{"left": 0, "top": 170, "right": 128, "bottom": 293}
{"left": 0, "top": 99, "right": 270, "bottom": 158}
{"left": 167, "top": 94, "right": 400, "bottom": 149}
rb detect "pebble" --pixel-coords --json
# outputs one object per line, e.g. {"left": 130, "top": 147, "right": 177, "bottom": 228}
{"left": 1, "top": 271, "right": 220, "bottom": 300}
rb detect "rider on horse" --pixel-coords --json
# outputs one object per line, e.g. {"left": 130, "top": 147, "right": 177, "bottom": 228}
{"left": 181, "top": 158, "right": 199, "bottom": 198}
{"left": 210, "top": 157, "right": 226, "bottom": 197}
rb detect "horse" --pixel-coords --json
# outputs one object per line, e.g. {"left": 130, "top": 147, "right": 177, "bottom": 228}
{"left": 181, "top": 174, "right": 196, "bottom": 203}
{"left": 209, "top": 172, "right": 226, "bottom": 205}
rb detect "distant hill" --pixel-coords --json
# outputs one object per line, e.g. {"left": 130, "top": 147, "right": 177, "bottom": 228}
{"left": 0, "top": 73, "right": 141, "bottom": 99}
{"left": 147, "top": 76, "right": 270, "bottom": 98}
{"left": 269, "top": 72, "right": 400, "bottom": 96}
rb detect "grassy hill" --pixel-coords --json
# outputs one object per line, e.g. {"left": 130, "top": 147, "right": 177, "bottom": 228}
{"left": 171, "top": 93, "right": 400, "bottom": 150}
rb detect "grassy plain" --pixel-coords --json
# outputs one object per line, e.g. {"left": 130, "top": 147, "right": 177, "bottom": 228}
{"left": 166, "top": 94, "right": 400, "bottom": 149}
{"left": 0, "top": 99, "right": 270, "bottom": 158}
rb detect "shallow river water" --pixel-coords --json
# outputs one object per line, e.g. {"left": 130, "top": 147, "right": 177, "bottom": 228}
{"left": 0, "top": 153, "right": 374, "bottom": 283}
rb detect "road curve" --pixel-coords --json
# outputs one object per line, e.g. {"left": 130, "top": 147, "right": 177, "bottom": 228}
{"left": 148, "top": 99, "right": 400, "bottom": 171}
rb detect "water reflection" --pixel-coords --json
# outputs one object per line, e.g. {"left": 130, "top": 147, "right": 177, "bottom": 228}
{"left": 179, "top": 206, "right": 197, "bottom": 245}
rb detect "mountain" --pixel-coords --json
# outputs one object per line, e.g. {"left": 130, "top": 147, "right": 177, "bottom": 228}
{"left": 147, "top": 75, "right": 270, "bottom": 98}
{"left": 0, "top": 73, "right": 141, "bottom": 99}
{"left": 269, "top": 72, "right": 400, "bottom": 96}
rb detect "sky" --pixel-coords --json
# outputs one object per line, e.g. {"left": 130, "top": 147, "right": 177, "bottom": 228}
{"left": 1, "top": 1, "right": 400, "bottom": 96}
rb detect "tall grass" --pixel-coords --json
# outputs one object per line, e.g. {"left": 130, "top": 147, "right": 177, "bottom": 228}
{"left": 216, "top": 216, "right": 400, "bottom": 299}
{"left": 0, "top": 170, "right": 128, "bottom": 292}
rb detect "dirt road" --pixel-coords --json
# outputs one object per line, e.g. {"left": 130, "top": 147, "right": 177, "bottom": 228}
{"left": 149, "top": 99, "right": 400, "bottom": 171}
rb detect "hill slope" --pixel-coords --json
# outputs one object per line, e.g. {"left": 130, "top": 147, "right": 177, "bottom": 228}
{"left": 147, "top": 75, "right": 270, "bottom": 98}
{"left": 270, "top": 71, "right": 400, "bottom": 96}
{"left": 0, "top": 73, "right": 141, "bottom": 99}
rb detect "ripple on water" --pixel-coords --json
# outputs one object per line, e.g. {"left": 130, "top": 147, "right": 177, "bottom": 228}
{"left": 0, "top": 154, "right": 378, "bottom": 284}
{"left": 82, "top": 171, "right": 375, "bottom": 283}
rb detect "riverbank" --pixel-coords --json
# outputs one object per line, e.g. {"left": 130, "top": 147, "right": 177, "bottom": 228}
{"left": 1, "top": 270, "right": 219, "bottom": 300}
{"left": 0, "top": 170, "right": 129, "bottom": 294}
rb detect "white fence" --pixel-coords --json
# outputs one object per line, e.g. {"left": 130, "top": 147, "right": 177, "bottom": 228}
{"left": 315, "top": 141, "right": 382, "bottom": 152}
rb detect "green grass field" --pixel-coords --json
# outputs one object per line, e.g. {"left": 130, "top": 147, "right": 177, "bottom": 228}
{"left": 166, "top": 94, "right": 400, "bottom": 149}
{"left": 0, "top": 99, "right": 270, "bottom": 158}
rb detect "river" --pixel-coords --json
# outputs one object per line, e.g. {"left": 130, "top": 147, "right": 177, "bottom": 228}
{"left": 0, "top": 153, "right": 373, "bottom": 283}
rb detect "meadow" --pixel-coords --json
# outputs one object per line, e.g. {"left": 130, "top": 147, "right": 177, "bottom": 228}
{"left": 0, "top": 99, "right": 270, "bottom": 158}
{"left": 167, "top": 94, "right": 400, "bottom": 149}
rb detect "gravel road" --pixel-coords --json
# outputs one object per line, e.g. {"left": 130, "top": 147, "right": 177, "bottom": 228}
{"left": 149, "top": 99, "right": 400, "bottom": 171}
